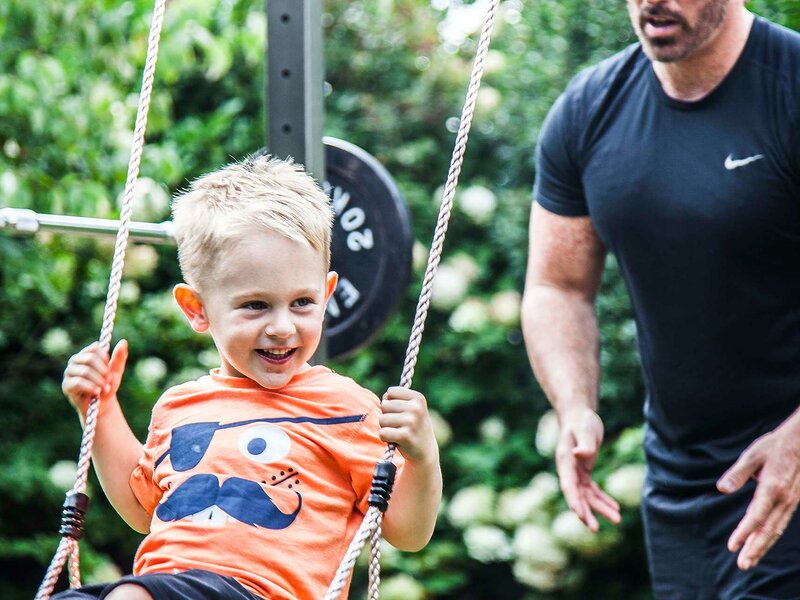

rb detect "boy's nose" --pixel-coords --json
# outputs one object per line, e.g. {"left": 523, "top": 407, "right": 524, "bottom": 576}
{"left": 265, "top": 312, "right": 296, "bottom": 338}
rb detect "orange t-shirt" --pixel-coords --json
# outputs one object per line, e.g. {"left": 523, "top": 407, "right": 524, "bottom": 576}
{"left": 129, "top": 366, "right": 401, "bottom": 599}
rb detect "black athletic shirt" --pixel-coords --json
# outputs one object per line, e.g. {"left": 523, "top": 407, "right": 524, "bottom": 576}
{"left": 534, "top": 16, "right": 800, "bottom": 489}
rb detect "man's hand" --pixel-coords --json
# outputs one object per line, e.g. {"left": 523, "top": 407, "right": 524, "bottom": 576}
{"left": 717, "top": 418, "right": 800, "bottom": 570}
{"left": 556, "top": 407, "right": 621, "bottom": 532}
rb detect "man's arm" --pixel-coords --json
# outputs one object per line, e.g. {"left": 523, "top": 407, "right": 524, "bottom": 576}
{"left": 521, "top": 201, "right": 620, "bottom": 531}
{"left": 63, "top": 340, "right": 151, "bottom": 533}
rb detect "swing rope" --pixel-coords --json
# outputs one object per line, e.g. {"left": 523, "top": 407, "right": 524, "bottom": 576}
{"left": 35, "top": 0, "right": 167, "bottom": 597}
{"left": 323, "top": 1, "right": 499, "bottom": 598}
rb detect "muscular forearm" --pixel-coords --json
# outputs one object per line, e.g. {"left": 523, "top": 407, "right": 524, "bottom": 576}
{"left": 521, "top": 284, "right": 600, "bottom": 416}
{"left": 81, "top": 399, "right": 151, "bottom": 533}
{"left": 382, "top": 455, "right": 443, "bottom": 552}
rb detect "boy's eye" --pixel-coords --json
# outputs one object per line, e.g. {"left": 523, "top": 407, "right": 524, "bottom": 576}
{"left": 293, "top": 297, "right": 313, "bottom": 308}
{"left": 243, "top": 301, "right": 268, "bottom": 310}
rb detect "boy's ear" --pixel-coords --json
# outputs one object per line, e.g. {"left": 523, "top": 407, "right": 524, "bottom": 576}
{"left": 173, "top": 284, "right": 210, "bottom": 333}
{"left": 325, "top": 271, "right": 338, "bottom": 303}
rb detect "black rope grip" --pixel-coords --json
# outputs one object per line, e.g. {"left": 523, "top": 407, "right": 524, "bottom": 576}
{"left": 368, "top": 461, "right": 397, "bottom": 512}
{"left": 59, "top": 492, "right": 90, "bottom": 540}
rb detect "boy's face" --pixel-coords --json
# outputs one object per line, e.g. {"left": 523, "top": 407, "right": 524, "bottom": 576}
{"left": 176, "top": 230, "right": 337, "bottom": 390}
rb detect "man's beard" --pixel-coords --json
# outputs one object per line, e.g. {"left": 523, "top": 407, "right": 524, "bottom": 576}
{"left": 636, "top": 0, "right": 728, "bottom": 63}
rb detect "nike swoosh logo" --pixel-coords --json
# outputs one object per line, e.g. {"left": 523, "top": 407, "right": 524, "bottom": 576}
{"left": 724, "top": 153, "right": 764, "bottom": 170}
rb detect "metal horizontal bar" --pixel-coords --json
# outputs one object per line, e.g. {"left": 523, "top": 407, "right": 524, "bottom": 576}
{"left": 0, "top": 208, "right": 175, "bottom": 245}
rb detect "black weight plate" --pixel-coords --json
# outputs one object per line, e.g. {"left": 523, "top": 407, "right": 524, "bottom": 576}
{"left": 324, "top": 137, "right": 413, "bottom": 359}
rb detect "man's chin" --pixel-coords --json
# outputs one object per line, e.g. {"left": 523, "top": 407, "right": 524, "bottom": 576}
{"left": 641, "top": 39, "right": 690, "bottom": 63}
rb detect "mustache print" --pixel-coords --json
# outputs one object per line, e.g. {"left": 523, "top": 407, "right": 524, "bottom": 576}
{"left": 156, "top": 474, "right": 302, "bottom": 529}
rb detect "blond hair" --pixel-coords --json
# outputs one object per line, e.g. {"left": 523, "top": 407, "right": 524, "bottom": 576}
{"left": 172, "top": 153, "right": 334, "bottom": 290}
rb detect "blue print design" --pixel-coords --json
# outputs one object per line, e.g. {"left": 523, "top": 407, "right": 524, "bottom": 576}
{"left": 154, "top": 414, "right": 365, "bottom": 530}
{"left": 156, "top": 474, "right": 302, "bottom": 529}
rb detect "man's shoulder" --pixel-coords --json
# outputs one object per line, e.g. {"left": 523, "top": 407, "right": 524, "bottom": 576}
{"left": 563, "top": 43, "right": 647, "bottom": 104}
{"left": 747, "top": 17, "right": 800, "bottom": 119}
{"left": 747, "top": 16, "right": 800, "bottom": 76}
{"left": 756, "top": 15, "right": 800, "bottom": 51}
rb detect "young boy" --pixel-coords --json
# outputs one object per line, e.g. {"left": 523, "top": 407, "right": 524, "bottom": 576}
{"left": 58, "top": 154, "right": 442, "bottom": 600}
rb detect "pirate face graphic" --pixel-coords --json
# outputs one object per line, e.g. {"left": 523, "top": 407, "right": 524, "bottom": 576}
{"left": 153, "top": 415, "right": 363, "bottom": 529}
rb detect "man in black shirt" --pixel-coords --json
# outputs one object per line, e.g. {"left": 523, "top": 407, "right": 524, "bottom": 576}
{"left": 522, "top": 0, "right": 800, "bottom": 597}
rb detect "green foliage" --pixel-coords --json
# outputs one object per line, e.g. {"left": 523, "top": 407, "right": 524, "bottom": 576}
{"left": 0, "top": 1, "right": 795, "bottom": 598}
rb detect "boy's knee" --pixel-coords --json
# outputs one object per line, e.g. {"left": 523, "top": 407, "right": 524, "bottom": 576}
{"left": 104, "top": 583, "right": 153, "bottom": 600}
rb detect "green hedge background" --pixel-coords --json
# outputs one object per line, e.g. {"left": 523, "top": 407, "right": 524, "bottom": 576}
{"left": 1, "top": 1, "right": 797, "bottom": 598}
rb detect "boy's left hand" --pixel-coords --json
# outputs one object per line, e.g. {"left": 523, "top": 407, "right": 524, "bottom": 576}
{"left": 379, "top": 386, "right": 438, "bottom": 463}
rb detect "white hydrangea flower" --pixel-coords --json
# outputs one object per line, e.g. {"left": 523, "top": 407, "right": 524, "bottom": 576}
{"left": 412, "top": 240, "right": 429, "bottom": 273}
{"left": 513, "top": 523, "right": 568, "bottom": 570}
{"left": 48, "top": 460, "right": 77, "bottom": 491}
{"left": 3, "top": 139, "right": 21, "bottom": 159}
{"left": 124, "top": 177, "right": 170, "bottom": 222}
{"left": 463, "top": 524, "right": 513, "bottom": 563}
{"left": 134, "top": 356, "right": 168, "bottom": 388}
{"left": 380, "top": 574, "right": 426, "bottom": 600}
{"left": 431, "top": 263, "right": 470, "bottom": 310}
{"left": 458, "top": 185, "right": 497, "bottom": 224}
{"left": 0, "top": 170, "right": 19, "bottom": 196}
{"left": 552, "top": 510, "right": 593, "bottom": 549}
{"left": 528, "top": 472, "right": 560, "bottom": 500}
{"left": 85, "top": 560, "right": 123, "bottom": 584}
{"left": 496, "top": 488, "right": 526, "bottom": 527}
{"left": 123, "top": 245, "right": 159, "bottom": 279}
{"left": 449, "top": 298, "right": 488, "bottom": 332}
{"left": 488, "top": 290, "right": 521, "bottom": 326}
{"left": 42, "top": 328, "right": 72, "bottom": 357}
{"left": 447, "top": 484, "right": 495, "bottom": 528}
{"left": 429, "top": 410, "right": 453, "bottom": 447}
{"left": 478, "top": 417, "right": 506, "bottom": 443}
{"left": 118, "top": 281, "right": 141, "bottom": 305}
{"left": 476, "top": 87, "right": 502, "bottom": 119}
{"left": 483, "top": 49, "right": 506, "bottom": 75}
{"left": 512, "top": 559, "right": 561, "bottom": 592}
{"left": 450, "top": 253, "right": 480, "bottom": 282}
{"left": 439, "top": 0, "right": 487, "bottom": 46}
{"left": 604, "top": 463, "right": 647, "bottom": 507}
{"left": 535, "top": 409, "right": 560, "bottom": 458}
{"left": 89, "top": 81, "right": 118, "bottom": 111}
{"left": 496, "top": 475, "right": 558, "bottom": 526}
{"left": 112, "top": 127, "right": 134, "bottom": 155}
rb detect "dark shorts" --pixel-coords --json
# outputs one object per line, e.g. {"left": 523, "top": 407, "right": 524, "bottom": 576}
{"left": 642, "top": 479, "right": 800, "bottom": 599}
{"left": 51, "top": 569, "right": 262, "bottom": 600}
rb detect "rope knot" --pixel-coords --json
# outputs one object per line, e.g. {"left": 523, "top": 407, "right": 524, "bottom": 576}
{"left": 59, "top": 492, "right": 90, "bottom": 540}
{"left": 367, "top": 461, "right": 397, "bottom": 512}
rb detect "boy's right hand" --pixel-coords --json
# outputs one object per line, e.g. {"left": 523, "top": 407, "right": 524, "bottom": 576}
{"left": 62, "top": 339, "right": 128, "bottom": 420}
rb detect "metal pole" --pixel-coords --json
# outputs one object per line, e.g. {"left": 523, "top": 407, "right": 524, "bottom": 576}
{"left": 0, "top": 208, "right": 175, "bottom": 244}
{"left": 266, "top": 0, "right": 325, "bottom": 181}
{"left": 266, "top": 0, "right": 327, "bottom": 362}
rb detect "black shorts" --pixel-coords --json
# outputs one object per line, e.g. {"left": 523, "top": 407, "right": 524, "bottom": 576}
{"left": 642, "top": 479, "right": 800, "bottom": 599}
{"left": 51, "top": 569, "right": 262, "bottom": 600}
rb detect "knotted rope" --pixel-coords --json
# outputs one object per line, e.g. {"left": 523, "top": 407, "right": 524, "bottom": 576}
{"left": 323, "top": 1, "right": 499, "bottom": 598}
{"left": 35, "top": 0, "right": 167, "bottom": 597}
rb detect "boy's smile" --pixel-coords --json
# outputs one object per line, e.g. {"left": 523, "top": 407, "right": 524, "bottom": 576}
{"left": 174, "top": 229, "right": 337, "bottom": 390}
